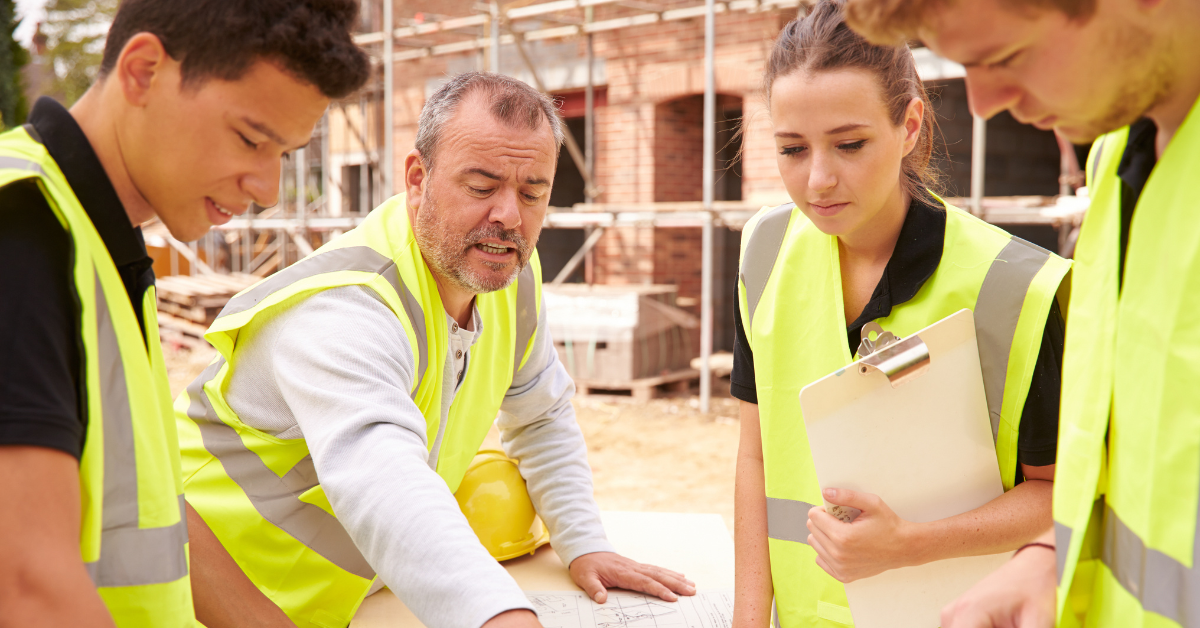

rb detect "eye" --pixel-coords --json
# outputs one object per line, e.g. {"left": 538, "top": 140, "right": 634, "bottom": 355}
{"left": 838, "top": 140, "right": 867, "bottom": 152}
{"left": 523, "top": 193, "right": 541, "bottom": 202}
{"left": 990, "top": 49, "right": 1022, "bottom": 69}
{"left": 779, "top": 145, "right": 807, "bottom": 156}
{"left": 467, "top": 186, "right": 492, "bottom": 195}
{"left": 237, "top": 132, "right": 258, "bottom": 150}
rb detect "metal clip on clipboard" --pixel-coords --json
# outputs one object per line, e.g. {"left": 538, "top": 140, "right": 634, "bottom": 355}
{"left": 855, "top": 322, "right": 931, "bottom": 388}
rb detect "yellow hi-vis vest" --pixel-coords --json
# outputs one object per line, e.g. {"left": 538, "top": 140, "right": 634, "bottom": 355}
{"left": 738, "top": 199, "right": 1070, "bottom": 627}
{"left": 1054, "top": 96, "right": 1200, "bottom": 628}
{"left": 0, "top": 126, "right": 193, "bottom": 625}
{"left": 175, "top": 194, "right": 542, "bottom": 628}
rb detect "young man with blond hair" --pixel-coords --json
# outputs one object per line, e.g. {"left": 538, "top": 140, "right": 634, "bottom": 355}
{"left": 841, "top": 0, "right": 1200, "bottom": 626}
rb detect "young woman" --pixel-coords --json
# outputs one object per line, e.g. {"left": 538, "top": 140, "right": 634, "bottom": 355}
{"left": 730, "top": 2, "right": 1070, "bottom": 626}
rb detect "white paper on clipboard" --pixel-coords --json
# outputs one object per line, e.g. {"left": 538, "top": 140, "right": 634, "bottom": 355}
{"left": 799, "top": 309, "right": 1011, "bottom": 628}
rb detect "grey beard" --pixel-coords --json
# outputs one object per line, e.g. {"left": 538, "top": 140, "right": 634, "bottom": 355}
{"left": 413, "top": 193, "right": 533, "bottom": 295}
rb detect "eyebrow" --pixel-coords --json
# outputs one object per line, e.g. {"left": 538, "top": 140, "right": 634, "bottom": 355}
{"left": 242, "top": 116, "right": 309, "bottom": 149}
{"left": 774, "top": 123, "right": 870, "bottom": 139}
{"left": 464, "top": 168, "right": 551, "bottom": 187}
{"left": 464, "top": 167, "right": 501, "bottom": 180}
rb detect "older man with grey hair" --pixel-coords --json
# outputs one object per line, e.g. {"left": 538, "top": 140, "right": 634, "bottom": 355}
{"left": 176, "top": 71, "right": 694, "bottom": 628}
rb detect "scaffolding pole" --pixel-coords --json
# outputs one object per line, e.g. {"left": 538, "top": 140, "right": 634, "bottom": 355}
{"left": 383, "top": 0, "right": 394, "bottom": 199}
{"left": 700, "top": 0, "right": 715, "bottom": 413}
{"left": 490, "top": 2, "right": 501, "bottom": 73}
{"left": 970, "top": 114, "right": 987, "bottom": 216}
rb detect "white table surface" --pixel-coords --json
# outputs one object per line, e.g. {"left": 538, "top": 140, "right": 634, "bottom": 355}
{"left": 350, "top": 511, "right": 734, "bottom": 627}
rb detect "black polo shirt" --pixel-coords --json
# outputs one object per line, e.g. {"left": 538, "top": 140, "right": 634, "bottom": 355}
{"left": 0, "top": 97, "right": 155, "bottom": 460}
{"left": 730, "top": 197, "right": 1065, "bottom": 479}
{"left": 1117, "top": 117, "right": 1157, "bottom": 284}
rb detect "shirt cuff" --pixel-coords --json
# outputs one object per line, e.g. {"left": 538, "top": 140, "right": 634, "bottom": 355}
{"left": 553, "top": 537, "right": 619, "bottom": 568}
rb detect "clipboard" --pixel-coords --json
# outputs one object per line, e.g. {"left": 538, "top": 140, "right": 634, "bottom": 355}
{"left": 799, "top": 309, "right": 1010, "bottom": 628}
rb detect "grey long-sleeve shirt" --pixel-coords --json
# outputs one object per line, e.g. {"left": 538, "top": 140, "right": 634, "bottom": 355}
{"left": 223, "top": 284, "right": 614, "bottom": 628}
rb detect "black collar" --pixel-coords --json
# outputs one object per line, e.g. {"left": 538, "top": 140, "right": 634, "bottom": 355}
{"left": 846, "top": 196, "right": 946, "bottom": 351}
{"left": 27, "top": 96, "right": 148, "bottom": 267}
{"left": 1115, "top": 117, "right": 1157, "bottom": 285}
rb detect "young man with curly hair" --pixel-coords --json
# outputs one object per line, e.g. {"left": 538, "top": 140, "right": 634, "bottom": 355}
{"left": 0, "top": 1, "right": 368, "bottom": 626}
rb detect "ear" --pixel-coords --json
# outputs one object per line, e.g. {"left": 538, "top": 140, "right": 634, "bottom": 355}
{"left": 112, "top": 33, "right": 173, "bottom": 107}
{"left": 404, "top": 149, "right": 427, "bottom": 212}
{"left": 901, "top": 96, "right": 925, "bottom": 157}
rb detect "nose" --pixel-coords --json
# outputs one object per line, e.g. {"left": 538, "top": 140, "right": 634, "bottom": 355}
{"left": 808, "top": 149, "right": 837, "bottom": 193}
{"left": 242, "top": 158, "right": 282, "bottom": 208}
{"left": 488, "top": 188, "right": 522, "bottom": 230}
{"left": 964, "top": 67, "right": 1021, "bottom": 121}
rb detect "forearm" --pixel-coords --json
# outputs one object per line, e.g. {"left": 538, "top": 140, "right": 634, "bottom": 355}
{"left": 260, "top": 289, "right": 535, "bottom": 628}
{"left": 0, "top": 446, "right": 116, "bottom": 628}
{"left": 320, "top": 425, "right": 534, "bottom": 628}
{"left": 733, "top": 403, "right": 773, "bottom": 628}
{"left": 906, "top": 479, "right": 1053, "bottom": 565}
{"left": 498, "top": 312, "right": 614, "bottom": 565}
{"left": 187, "top": 502, "right": 295, "bottom": 627}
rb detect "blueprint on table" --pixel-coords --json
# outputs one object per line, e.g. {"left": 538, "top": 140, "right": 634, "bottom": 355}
{"left": 525, "top": 590, "right": 732, "bottom": 628}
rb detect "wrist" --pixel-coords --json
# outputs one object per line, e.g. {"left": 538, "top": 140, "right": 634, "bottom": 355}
{"left": 897, "top": 519, "right": 933, "bottom": 568}
{"left": 1014, "top": 542, "right": 1056, "bottom": 558}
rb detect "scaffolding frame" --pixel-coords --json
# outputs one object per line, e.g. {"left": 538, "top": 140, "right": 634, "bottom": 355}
{"left": 163, "top": 0, "right": 1085, "bottom": 412}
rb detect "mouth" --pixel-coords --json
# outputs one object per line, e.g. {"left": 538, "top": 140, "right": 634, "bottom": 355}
{"left": 205, "top": 197, "right": 243, "bottom": 226}
{"left": 809, "top": 201, "right": 849, "bottom": 217}
{"left": 473, "top": 241, "right": 516, "bottom": 259}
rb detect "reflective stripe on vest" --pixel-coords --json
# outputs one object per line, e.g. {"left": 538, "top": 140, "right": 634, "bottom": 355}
{"left": 185, "top": 357, "right": 376, "bottom": 579}
{"left": 743, "top": 205, "right": 1057, "bottom": 545}
{"left": 0, "top": 129, "right": 194, "bottom": 625}
{"left": 1055, "top": 95, "right": 1200, "bottom": 628}
{"left": 87, "top": 274, "right": 189, "bottom": 586}
{"left": 183, "top": 249, "right": 539, "bottom": 582}
{"left": 219, "top": 245, "right": 431, "bottom": 391}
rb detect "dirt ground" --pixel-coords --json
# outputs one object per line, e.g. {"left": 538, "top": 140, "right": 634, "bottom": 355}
{"left": 166, "top": 346, "right": 740, "bottom": 532}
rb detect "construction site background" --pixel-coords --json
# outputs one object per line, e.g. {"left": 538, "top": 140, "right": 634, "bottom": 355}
{"left": 12, "top": 0, "right": 1095, "bottom": 529}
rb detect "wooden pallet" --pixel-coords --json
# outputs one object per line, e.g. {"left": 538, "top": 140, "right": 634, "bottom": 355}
{"left": 574, "top": 369, "right": 701, "bottom": 401}
{"left": 155, "top": 272, "right": 259, "bottom": 349}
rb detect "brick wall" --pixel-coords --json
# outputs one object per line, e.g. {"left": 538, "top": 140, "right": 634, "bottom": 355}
{"left": 653, "top": 228, "right": 704, "bottom": 313}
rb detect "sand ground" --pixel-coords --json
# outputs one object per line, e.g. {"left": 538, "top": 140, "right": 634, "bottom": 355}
{"left": 165, "top": 345, "right": 740, "bottom": 532}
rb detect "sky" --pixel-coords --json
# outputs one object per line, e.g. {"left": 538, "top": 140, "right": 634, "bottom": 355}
{"left": 15, "top": 0, "right": 48, "bottom": 47}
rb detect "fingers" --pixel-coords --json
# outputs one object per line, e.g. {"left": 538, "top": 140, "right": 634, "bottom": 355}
{"left": 575, "top": 569, "right": 607, "bottom": 604}
{"left": 823, "top": 487, "right": 879, "bottom": 511}
{"left": 623, "top": 569, "right": 680, "bottom": 602}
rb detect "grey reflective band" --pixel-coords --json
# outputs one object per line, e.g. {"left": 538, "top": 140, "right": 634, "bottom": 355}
{"left": 974, "top": 238, "right": 1054, "bottom": 443}
{"left": 773, "top": 599, "right": 781, "bottom": 628}
{"left": 1089, "top": 135, "right": 1108, "bottom": 191}
{"left": 766, "top": 497, "right": 814, "bottom": 544}
{"left": 1056, "top": 520, "right": 1072, "bottom": 584}
{"left": 1101, "top": 501, "right": 1200, "bottom": 625}
{"left": 740, "top": 203, "right": 795, "bottom": 328}
{"left": 513, "top": 263, "right": 538, "bottom": 379}
{"left": 217, "top": 245, "right": 429, "bottom": 390}
{"left": 186, "top": 360, "right": 377, "bottom": 580}
{"left": 0, "top": 155, "right": 46, "bottom": 176}
{"left": 84, "top": 276, "right": 189, "bottom": 587}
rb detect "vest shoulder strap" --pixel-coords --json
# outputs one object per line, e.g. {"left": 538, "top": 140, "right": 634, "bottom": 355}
{"left": 740, "top": 202, "right": 796, "bottom": 329}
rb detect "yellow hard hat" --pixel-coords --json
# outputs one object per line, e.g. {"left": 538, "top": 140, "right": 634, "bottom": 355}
{"left": 454, "top": 450, "right": 551, "bottom": 562}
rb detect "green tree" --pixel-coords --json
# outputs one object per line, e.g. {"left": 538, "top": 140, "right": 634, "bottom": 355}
{"left": 41, "top": 0, "right": 117, "bottom": 106}
{"left": 0, "top": 0, "right": 28, "bottom": 128}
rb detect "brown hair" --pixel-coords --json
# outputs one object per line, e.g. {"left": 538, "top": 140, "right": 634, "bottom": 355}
{"left": 764, "top": 0, "right": 941, "bottom": 203}
{"left": 844, "top": 0, "right": 1097, "bottom": 47}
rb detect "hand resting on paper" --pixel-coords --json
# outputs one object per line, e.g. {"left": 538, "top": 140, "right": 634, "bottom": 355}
{"left": 809, "top": 466, "right": 1056, "bottom": 584}
{"left": 939, "top": 529, "right": 1056, "bottom": 628}
{"left": 806, "top": 487, "right": 916, "bottom": 582}
{"left": 569, "top": 551, "right": 697, "bottom": 604}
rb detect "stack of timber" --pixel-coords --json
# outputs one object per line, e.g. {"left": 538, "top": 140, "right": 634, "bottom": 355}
{"left": 156, "top": 273, "right": 259, "bottom": 350}
{"left": 544, "top": 284, "right": 700, "bottom": 400}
